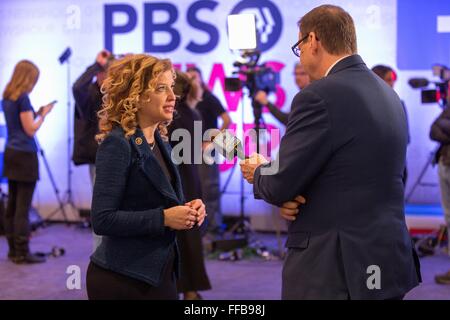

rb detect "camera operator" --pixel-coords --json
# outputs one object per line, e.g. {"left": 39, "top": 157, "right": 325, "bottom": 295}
{"left": 72, "top": 49, "right": 112, "bottom": 250}
{"left": 430, "top": 103, "right": 450, "bottom": 285}
{"left": 253, "top": 62, "right": 310, "bottom": 125}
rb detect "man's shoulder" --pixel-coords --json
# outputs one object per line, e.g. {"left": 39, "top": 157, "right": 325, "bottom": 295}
{"left": 292, "top": 82, "right": 328, "bottom": 107}
{"left": 290, "top": 74, "right": 360, "bottom": 115}
{"left": 296, "top": 67, "right": 374, "bottom": 103}
{"left": 305, "top": 72, "right": 351, "bottom": 92}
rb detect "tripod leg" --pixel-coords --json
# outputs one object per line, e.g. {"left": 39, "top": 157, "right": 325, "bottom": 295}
{"left": 405, "top": 152, "right": 435, "bottom": 202}
{"left": 227, "top": 162, "right": 248, "bottom": 236}
{"left": 221, "top": 159, "right": 237, "bottom": 194}
{"left": 37, "top": 145, "right": 70, "bottom": 224}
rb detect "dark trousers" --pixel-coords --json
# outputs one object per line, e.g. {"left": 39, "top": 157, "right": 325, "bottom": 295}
{"left": 198, "top": 163, "right": 222, "bottom": 232}
{"left": 4, "top": 180, "right": 36, "bottom": 240}
{"left": 176, "top": 228, "right": 211, "bottom": 293}
{"left": 86, "top": 250, "right": 178, "bottom": 300}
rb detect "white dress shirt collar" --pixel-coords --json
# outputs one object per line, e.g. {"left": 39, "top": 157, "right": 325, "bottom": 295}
{"left": 324, "top": 55, "right": 351, "bottom": 77}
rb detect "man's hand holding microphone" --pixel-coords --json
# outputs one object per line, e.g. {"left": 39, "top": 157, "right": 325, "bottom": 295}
{"left": 209, "top": 130, "right": 306, "bottom": 223}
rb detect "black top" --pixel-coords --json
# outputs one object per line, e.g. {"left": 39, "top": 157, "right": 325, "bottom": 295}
{"left": 2, "top": 94, "right": 37, "bottom": 152}
{"left": 72, "top": 62, "right": 103, "bottom": 165}
{"left": 168, "top": 102, "right": 203, "bottom": 202}
{"left": 195, "top": 90, "right": 226, "bottom": 133}
{"left": 150, "top": 142, "right": 174, "bottom": 185}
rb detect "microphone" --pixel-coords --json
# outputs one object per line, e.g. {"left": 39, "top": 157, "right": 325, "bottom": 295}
{"left": 212, "top": 130, "right": 245, "bottom": 160}
{"left": 408, "top": 78, "right": 430, "bottom": 88}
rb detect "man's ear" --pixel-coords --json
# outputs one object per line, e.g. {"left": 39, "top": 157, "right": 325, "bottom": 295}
{"left": 309, "top": 31, "right": 319, "bottom": 53}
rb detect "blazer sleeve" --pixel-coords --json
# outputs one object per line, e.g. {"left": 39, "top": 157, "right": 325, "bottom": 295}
{"left": 253, "top": 90, "right": 333, "bottom": 206}
{"left": 91, "top": 134, "right": 165, "bottom": 237}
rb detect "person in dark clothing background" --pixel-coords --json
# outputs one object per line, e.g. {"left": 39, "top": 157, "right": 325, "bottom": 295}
{"left": 2, "top": 60, "right": 55, "bottom": 264}
{"left": 72, "top": 49, "right": 112, "bottom": 181}
{"left": 430, "top": 105, "right": 450, "bottom": 285}
{"left": 72, "top": 49, "right": 112, "bottom": 250}
{"left": 186, "top": 67, "right": 230, "bottom": 236}
{"left": 169, "top": 70, "right": 211, "bottom": 300}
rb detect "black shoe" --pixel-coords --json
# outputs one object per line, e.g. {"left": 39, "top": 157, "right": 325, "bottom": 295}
{"left": 13, "top": 236, "right": 46, "bottom": 264}
{"left": 12, "top": 253, "right": 46, "bottom": 264}
{"left": 6, "top": 236, "right": 16, "bottom": 261}
{"left": 435, "top": 271, "right": 450, "bottom": 285}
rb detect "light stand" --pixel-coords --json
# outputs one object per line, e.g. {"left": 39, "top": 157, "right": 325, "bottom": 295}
{"left": 219, "top": 94, "right": 251, "bottom": 248}
{"left": 226, "top": 98, "right": 263, "bottom": 237}
{"left": 35, "top": 139, "right": 69, "bottom": 224}
{"left": 52, "top": 47, "right": 78, "bottom": 222}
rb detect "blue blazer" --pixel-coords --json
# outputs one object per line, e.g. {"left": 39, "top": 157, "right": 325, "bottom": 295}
{"left": 254, "top": 55, "right": 421, "bottom": 299}
{"left": 90, "top": 127, "right": 184, "bottom": 286}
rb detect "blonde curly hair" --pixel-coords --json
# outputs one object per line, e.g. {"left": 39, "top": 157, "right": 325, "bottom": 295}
{"left": 96, "top": 54, "right": 174, "bottom": 142}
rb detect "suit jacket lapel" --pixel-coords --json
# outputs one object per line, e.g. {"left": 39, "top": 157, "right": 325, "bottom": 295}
{"left": 130, "top": 128, "right": 181, "bottom": 204}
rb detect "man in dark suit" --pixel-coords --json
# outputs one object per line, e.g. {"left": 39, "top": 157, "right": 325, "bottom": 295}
{"left": 240, "top": 5, "right": 421, "bottom": 299}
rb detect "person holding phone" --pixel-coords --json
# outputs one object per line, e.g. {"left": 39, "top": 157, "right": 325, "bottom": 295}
{"left": 2, "top": 60, "right": 55, "bottom": 264}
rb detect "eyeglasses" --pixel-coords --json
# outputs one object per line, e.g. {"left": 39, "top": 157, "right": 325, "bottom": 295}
{"left": 291, "top": 33, "right": 315, "bottom": 57}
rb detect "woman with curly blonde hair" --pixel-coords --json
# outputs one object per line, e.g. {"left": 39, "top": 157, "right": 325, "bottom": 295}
{"left": 86, "top": 54, "right": 206, "bottom": 300}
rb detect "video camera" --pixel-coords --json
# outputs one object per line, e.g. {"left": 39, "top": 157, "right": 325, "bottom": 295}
{"left": 225, "top": 50, "right": 279, "bottom": 95}
{"left": 409, "top": 64, "right": 450, "bottom": 107}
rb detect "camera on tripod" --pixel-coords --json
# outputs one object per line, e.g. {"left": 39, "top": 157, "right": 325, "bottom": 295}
{"left": 224, "top": 13, "right": 279, "bottom": 96}
{"left": 408, "top": 64, "right": 450, "bottom": 107}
